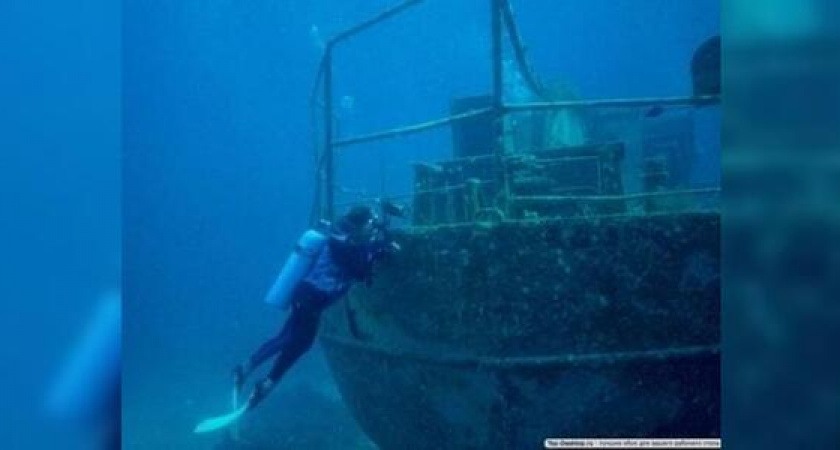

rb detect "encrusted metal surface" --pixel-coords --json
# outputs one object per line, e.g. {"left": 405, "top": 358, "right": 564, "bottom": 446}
{"left": 321, "top": 212, "right": 720, "bottom": 449}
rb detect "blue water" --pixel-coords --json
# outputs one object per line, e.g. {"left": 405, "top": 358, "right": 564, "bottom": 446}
{"left": 0, "top": 0, "right": 119, "bottom": 448}
{"left": 123, "top": 1, "right": 719, "bottom": 449}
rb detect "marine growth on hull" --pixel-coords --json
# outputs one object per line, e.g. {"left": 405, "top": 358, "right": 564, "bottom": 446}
{"left": 317, "top": 105, "right": 720, "bottom": 449}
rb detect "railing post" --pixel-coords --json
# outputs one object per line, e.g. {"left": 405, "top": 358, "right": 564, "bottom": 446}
{"left": 491, "top": 0, "right": 503, "bottom": 111}
{"left": 490, "top": 0, "right": 510, "bottom": 213}
{"left": 323, "top": 45, "right": 335, "bottom": 221}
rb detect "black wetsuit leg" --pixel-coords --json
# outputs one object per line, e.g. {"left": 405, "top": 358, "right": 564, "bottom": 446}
{"left": 247, "top": 283, "right": 329, "bottom": 380}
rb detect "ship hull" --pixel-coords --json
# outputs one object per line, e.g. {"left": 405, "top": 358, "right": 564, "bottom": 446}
{"left": 321, "top": 212, "right": 720, "bottom": 449}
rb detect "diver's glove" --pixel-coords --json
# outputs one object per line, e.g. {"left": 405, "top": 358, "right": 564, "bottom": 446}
{"left": 362, "top": 236, "right": 400, "bottom": 287}
{"left": 387, "top": 240, "right": 401, "bottom": 253}
{"left": 371, "top": 235, "right": 400, "bottom": 262}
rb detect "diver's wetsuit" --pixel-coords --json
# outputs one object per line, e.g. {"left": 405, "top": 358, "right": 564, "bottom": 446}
{"left": 246, "top": 235, "right": 385, "bottom": 384}
{"left": 247, "top": 282, "right": 330, "bottom": 382}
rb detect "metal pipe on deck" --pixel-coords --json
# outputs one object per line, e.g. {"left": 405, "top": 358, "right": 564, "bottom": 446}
{"left": 500, "top": 0, "right": 548, "bottom": 101}
{"left": 330, "top": 95, "right": 719, "bottom": 151}
{"left": 333, "top": 108, "right": 493, "bottom": 148}
{"left": 506, "top": 95, "right": 720, "bottom": 112}
{"left": 323, "top": 46, "right": 335, "bottom": 220}
{"left": 511, "top": 187, "right": 721, "bottom": 204}
{"left": 310, "top": 0, "right": 423, "bottom": 104}
{"left": 490, "top": 0, "right": 510, "bottom": 213}
{"left": 330, "top": 0, "right": 424, "bottom": 46}
{"left": 314, "top": 0, "right": 425, "bottom": 220}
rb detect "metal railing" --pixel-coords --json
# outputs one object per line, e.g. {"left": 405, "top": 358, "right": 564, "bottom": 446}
{"left": 311, "top": 0, "right": 427, "bottom": 221}
{"left": 309, "top": 0, "right": 721, "bottom": 222}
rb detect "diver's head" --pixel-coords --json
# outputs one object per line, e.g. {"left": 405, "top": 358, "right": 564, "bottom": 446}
{"left": 335, "top": 205, "right": 376, "bottom": 243}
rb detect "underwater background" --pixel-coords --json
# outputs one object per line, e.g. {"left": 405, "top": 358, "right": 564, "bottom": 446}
{"left": 0, "top": 0, "right": 119, "bottom": 448}
{"left": 123, "top": 1, "right": 719, "bottom": 449}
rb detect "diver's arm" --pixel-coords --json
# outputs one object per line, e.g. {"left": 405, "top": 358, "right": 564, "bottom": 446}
{"left": 371, "top": 221, "right": 401, "bottom": 259}
{"left": 360, "top": 231, "right": 400, "bottom": 286}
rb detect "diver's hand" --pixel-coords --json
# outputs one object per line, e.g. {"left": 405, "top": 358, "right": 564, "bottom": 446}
{"left": 374, "top": 239, "right": 400, "bottom": 259}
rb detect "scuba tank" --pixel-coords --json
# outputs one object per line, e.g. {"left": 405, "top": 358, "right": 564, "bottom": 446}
{"left": 264, "top": 223, "right": 329, "bottom": 308}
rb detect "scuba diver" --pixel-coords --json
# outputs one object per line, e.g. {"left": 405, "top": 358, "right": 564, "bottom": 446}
{"left": 232, "top": 204, "right": 399, "bottom": 413}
